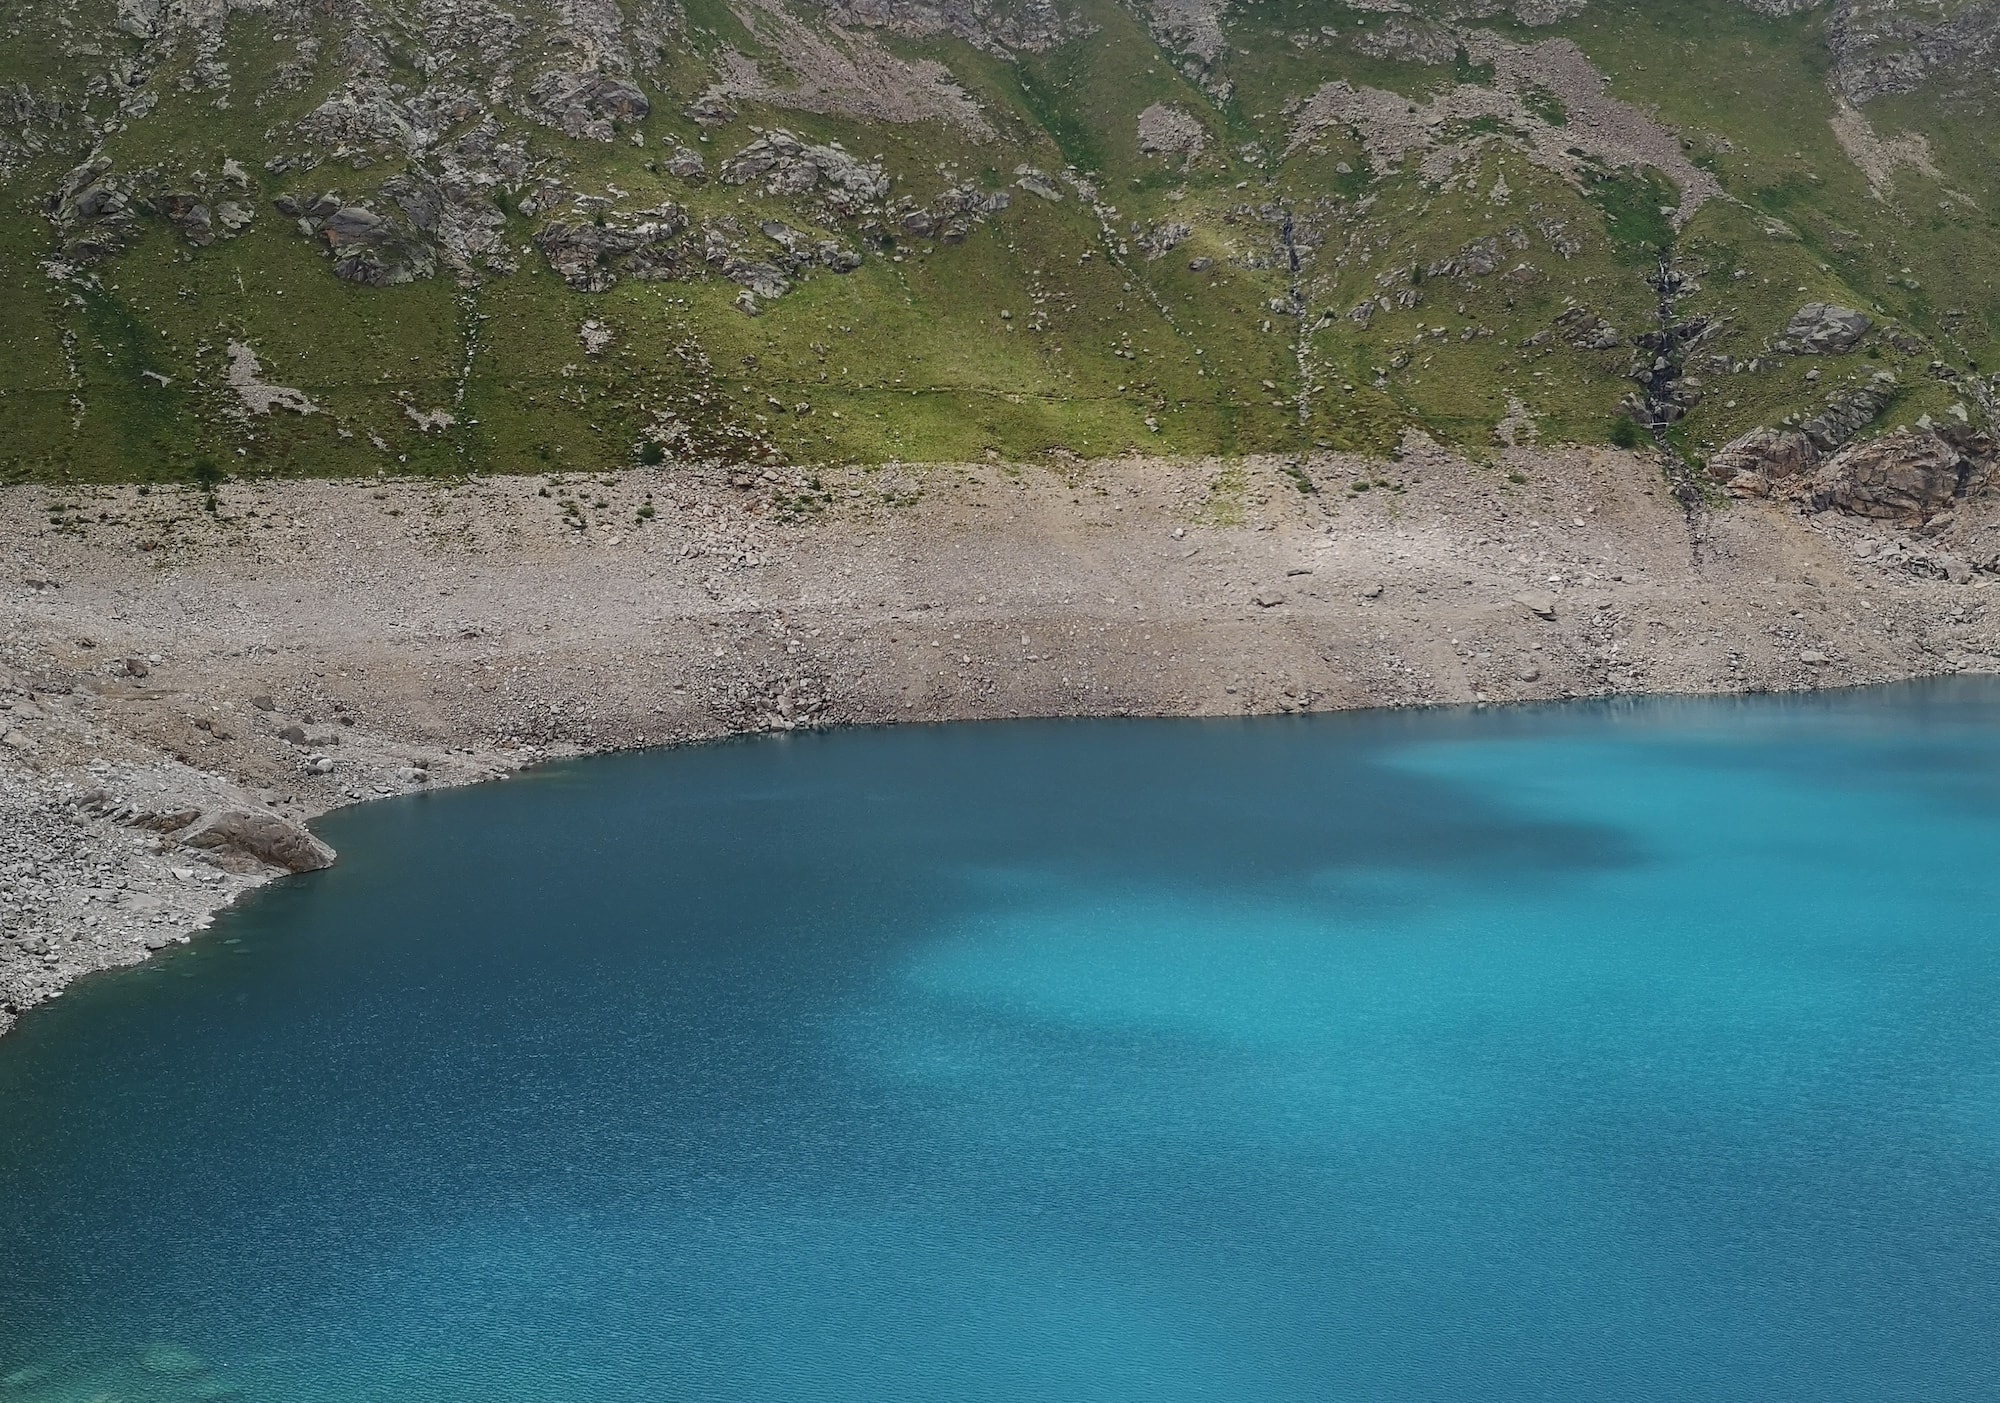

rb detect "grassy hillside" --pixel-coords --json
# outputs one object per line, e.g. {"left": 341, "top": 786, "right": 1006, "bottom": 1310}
{"left": 0, "top": 0, "right": 1994, "bottom": 486}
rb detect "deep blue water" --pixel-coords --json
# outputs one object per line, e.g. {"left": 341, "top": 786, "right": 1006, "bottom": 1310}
{"left": 3, "top": 684, "right": 2000, "bottom": 1401}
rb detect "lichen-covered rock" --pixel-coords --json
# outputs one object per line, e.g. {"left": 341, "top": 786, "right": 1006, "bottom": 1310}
{"left": 1779, "top": 302, "right": 1871, "bottom": 355}
{"left": 819, "top": 0, "right": 1081, "bottom": 56}
{"left": 718, "top": 130, "right": 890, "bottom": 204}
{"left": 662, "top": 145, "right": 707, "bottom": 182}
{"left": 1800, "top": 370, "right": 1899, "bottom": 452}
{"left": 321, "top": 205, "right": 437, "bottom": 286}
{"left": 381, "top": 164, "right": 509, "bottom": 272}
{"left": 1828, "top": 0, "right": 2000, "bottom": 105}
{"left": 1013, "top": 166, "right": 1063, "bottom": 202}
{"left": 1351, "top": 15, "right": 1461, "bottom": 64}
{"left": 47, "top": 156, "right": 134, "bottom": 259}
{"left": 1138, "top": 221, "right": 1192, "bottom": 259}
{"left": 1554, "top": 306, "right": 1621, "bottom": 350}
{"left": 534, "top": 206, "right": 688, "bottom": 291}
{"left": 531, "top": 71, "right": 651, "bottom": 142}
{"left": 155, "top": 192, "right": 214, "bottom": 245}
{"left": 1428, "top": 237, "right": 1504, "bottom": 279}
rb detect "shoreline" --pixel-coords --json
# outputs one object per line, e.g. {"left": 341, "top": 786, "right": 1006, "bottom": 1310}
{"left": 4, "top": 444, "right": 1995, "bottom": 1036}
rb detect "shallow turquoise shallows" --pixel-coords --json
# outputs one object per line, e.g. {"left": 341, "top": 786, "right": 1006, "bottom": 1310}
{"left": 4, "top": 683, "right": 2000, "bottom": 1401}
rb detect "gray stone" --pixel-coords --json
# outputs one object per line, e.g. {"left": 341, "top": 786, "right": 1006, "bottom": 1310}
{"left": 1799, "top": 372, "right": 1899, "bottom": 453}
{"left": 1515, "top": 590, "right": 1557, "bottom": 620}
{"left": 1783, "top": 303, "right": 1871, "bottom": 355}
{"left": 663, "top": 146, "right": 706, "bottom": 182}
{"left": 181, "top": 810, "right": 334, "bottom": 874}
{"left": 534, "top": 207, "right": 687, "bottom": 291}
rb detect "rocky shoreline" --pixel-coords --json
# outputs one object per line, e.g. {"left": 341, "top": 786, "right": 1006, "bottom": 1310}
{"left": 5, "top": 444, "right": 1996, "bottom": 1037}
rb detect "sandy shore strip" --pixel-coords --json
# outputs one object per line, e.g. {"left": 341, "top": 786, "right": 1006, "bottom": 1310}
{"left": 4, "top": 445, "right": 1995, "bottom": 1034}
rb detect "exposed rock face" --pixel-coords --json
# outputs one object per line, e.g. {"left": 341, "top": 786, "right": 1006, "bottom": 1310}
{"left": 181, "top": 810, "right": 335, "bottom": 875}
{"left": 1013, "top": 166, "right": 1063, "bottom": 202}
{"left": 1720, "top": 373, "right": 1904, "bottom": 495}
{"left": 47, "top": 155, "right": 133, "bottom": 260}
{"left": 533, "top": 205, "right": 688, "bottom": 291}
{"left": 1137, "top": 221, "right": 1192, "bottom": 259}
{"left": 693, "top": 3, "right": 995, "bottom": 139}
{"left": 662, "top": 145, "right": 707, "bottom": 182}
{"left": 1804, "top": 428, "right": 1976, "bottom": 521}
{"left": 815, "top": 0, "right": 1081, "bottom": 54}
{"left": 717, "top": 129, "right": 891, "bottom": 206}
{"left": 297, "top": 82, "right": 424, "bottom": 155}
{"left": 380, "top": 163, "right": 510, "bottom": 275}
{"left": 1351, "top": 15, "right": 1461, "bottom": 64}
{"left": 1428, "top": 236, "right": 1504, "bottom": 279}
{"left": 1827, "top": 0, "right": 2000, "bottom": 105}
{"left": 1799, "top": 371, "right": 1899, "bottom": 452}
{"left": 1780, "top": 303, "right": 1872, "bottom": 355}
{"left": 1710, "top": 428, "right": 1819, "bottom": 497}
{"left": 529, "top": 71, "right": 651, "bottom": 142}
{"left": 1554, "top": 306, "right": 1621, "bottom": 350}
{"left": 275, "top": 192, "right": 439, "bottom": 286}
{"left": 1287, "top": 35, "right": 1724, "bottom": 225}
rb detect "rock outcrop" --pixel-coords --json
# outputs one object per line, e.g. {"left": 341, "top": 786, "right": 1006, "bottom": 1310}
{"left": 529, "top": 72, "right": 651, "bottom": 142}
{"left": 275, "top": 192, "right": 438, "bottom": 286}
{"left": 533, "top": 205, "right": 688, "bottom": 291}
{"left": 717, "top": 130, "right": 891, "bottom": 208}
{"left": 1803, "top": 428, "right": 1982, "bottom": 522}
{"left": 1799, "top": 371, "right": 1900, "bottom": 452}
{"left": 1709, "top": 428, "right": 1819, "bottom": 497}
{"left": 1779, "top": 303, "right": 1871, "bottom": 356}
{"left": 180, "top": 810, "right": 335, "bottom": 875}
{"left": 1827, "top": 0, "right": 2000, "bottom": 105}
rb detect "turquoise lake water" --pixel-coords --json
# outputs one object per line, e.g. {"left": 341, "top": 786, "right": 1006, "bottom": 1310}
{"left": 3, "top": 684, "right": 1999, "bottom": 1401}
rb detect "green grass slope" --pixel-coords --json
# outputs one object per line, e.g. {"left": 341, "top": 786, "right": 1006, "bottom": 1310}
{"left": 0, "top": 0, "right": 1993, "bottom": 487}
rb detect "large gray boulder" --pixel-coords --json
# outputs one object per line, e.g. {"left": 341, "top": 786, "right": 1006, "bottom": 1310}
{"left": 181, "top": 810, "right": 335, "bottom": 874}
{"left": 1783, "top": 303, "right": 1871, "bottom": 355}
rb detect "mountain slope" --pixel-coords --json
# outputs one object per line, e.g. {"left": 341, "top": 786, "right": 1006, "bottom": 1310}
{"left": 2, "top": 0, "right": 1997, "bottom": 489}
